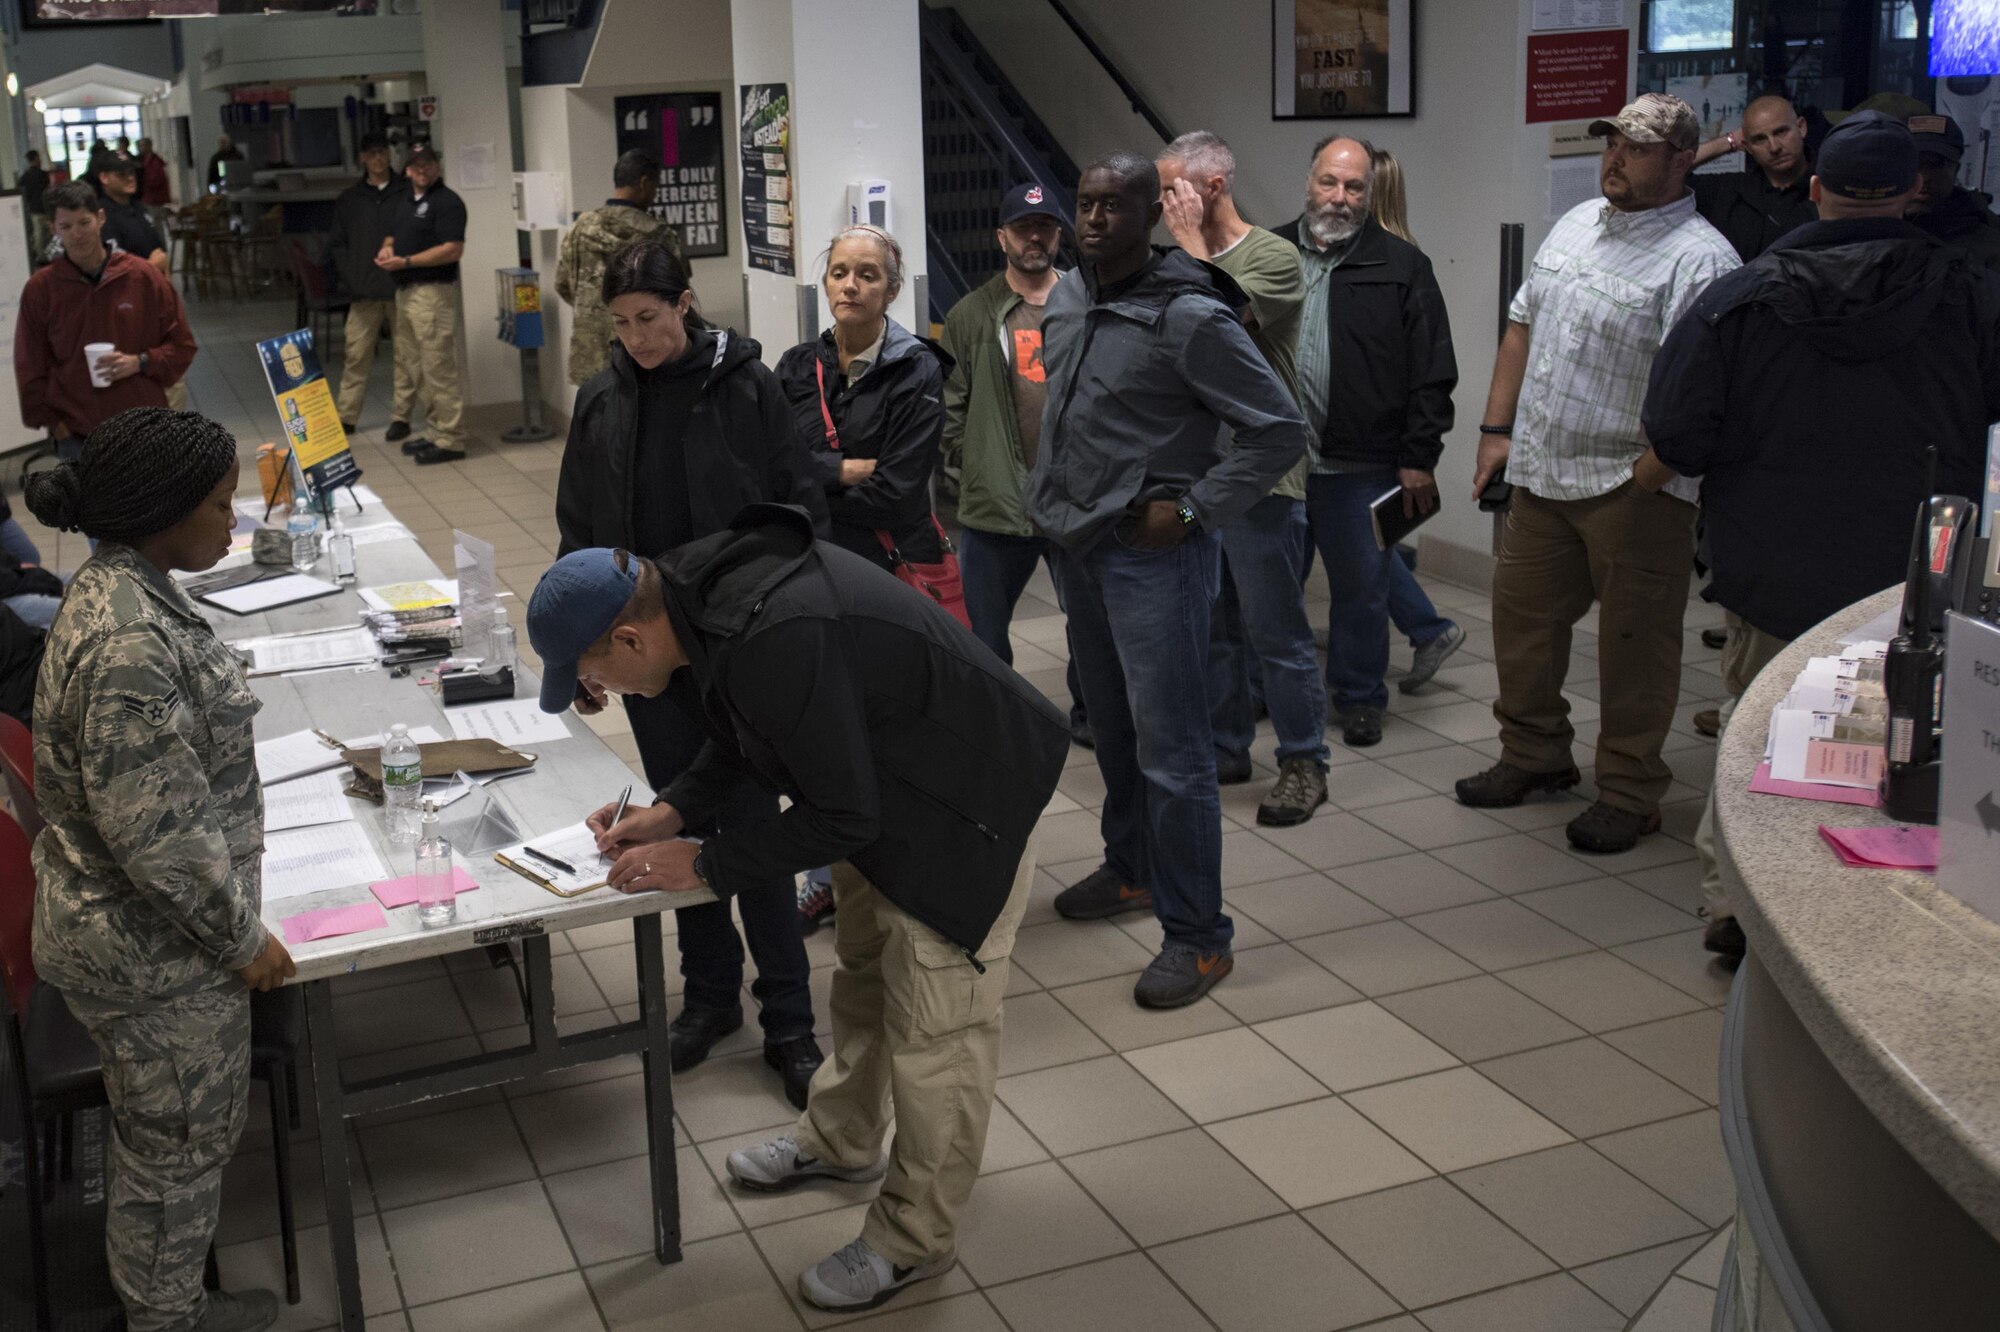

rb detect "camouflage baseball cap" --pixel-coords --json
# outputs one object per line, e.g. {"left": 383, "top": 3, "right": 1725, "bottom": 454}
{"left": 1588, "top": 93, "right": 1700, "bottom": 152}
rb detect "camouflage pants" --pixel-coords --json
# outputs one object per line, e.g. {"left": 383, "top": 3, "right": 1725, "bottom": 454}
{"left": 63, "top": 986, "right": 251, "bottom": 1332}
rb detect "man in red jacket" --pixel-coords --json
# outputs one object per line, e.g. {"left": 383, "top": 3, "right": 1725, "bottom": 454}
{"left": 15, "top": 182, "right": 196, "bottom": 457}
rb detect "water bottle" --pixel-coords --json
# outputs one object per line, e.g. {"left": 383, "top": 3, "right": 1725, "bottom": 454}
{"left": 381, "top": 723, "right": 424, "bottom": 843}
{"left": 326, "top": 510, "right": 357, "bottom": 586}
{"left": 414, "top": 799, "right": 456, "bottom": 929}
{"left": 286, "top": 501, "right": 319, "bottom": 574}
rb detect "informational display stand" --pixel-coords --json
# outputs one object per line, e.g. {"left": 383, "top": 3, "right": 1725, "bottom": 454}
{"left": 1937, "top": 611, "right": 2000, "bottom": 925}
{"left": 257, "top": 328, "right": 364, "bottom": 515}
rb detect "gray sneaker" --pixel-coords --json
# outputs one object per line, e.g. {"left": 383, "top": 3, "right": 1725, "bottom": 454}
{"left": 799, "top": 1237, "right": 955, "bottom": 1312}
{"left": 725, "top": 1134, "right": 888, "bottom": 1192}
{"left": 1256, "top": 758, "right": 1328, "bottom": 827}
{"left": 196, "top": 1289, "right": 280, "bottom": 1332}
{"left": 1134, "top": 943, "right": 1233, "bottom": 1009}
{"left": 1400, "top": 621, "right": 1466, "bottom": 693}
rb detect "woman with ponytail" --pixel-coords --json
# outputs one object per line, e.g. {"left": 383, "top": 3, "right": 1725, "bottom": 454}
{"left": 26, "top": 406, "right": 291, "bottom": 1332}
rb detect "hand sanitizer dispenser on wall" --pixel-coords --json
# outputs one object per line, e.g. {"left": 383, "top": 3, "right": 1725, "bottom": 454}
{"left": 847, "top": 179, "right": 891, "bottom": 232}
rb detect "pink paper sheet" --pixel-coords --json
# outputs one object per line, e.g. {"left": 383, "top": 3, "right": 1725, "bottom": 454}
{"left": 1749, "top": 762, "right": 1882, "bottom": 808}
{"left": 1818, "top": 824, "right": 1938, "bottom": 870}
{"left": 281, "top": 902, "right": 388, "bottom": 945}
{"left": 369, "top": 866, "right": 480, "bottom": 909}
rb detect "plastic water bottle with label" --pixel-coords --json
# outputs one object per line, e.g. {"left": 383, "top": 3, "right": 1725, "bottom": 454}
{"left": 382, "top": 723, "right": 424, "bottom": 843}
{"left": 326, "top": 510, "right": 357, "bottom": 585}
{"left": 414, "top": 799, "right": 456, "bottom": 928}
{"left": 286, "top": 501, "right": 319, "bottom": 574}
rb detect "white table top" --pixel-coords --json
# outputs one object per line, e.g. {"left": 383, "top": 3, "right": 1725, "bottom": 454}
{"left": 208, "top": 505, "right": 710, "bottom": 984}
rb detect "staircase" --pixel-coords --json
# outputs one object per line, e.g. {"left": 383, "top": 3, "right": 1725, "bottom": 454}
{"left": 918, "top": 6, "right": 1086, "bottom": 322}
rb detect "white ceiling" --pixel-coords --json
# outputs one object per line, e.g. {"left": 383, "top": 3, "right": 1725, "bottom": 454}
{"left": 26, "top": 62, "right": 170, "bottom": 109}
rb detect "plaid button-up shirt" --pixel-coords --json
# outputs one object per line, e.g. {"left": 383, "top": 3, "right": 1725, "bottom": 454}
{"left": 1508, "top": 192, "right": 1738, "bottom": 504}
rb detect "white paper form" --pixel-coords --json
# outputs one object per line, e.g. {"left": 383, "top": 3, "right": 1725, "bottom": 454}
{"left": 261, "top": 822, "right": 390, "bottom": 901}
{"left": 254, "top": 730, "right": 348, "bottom": 785}
{"left": 446, "top": 699, "right": 573, "bottom": 746}
{"left": 263, "top": 770, "right": 358, "bottom": 833}
{"left": 345, "top": 523, "right": 415, "bottom": 548}
{"left": 247, "top": 627, "right": 380, "bottom": 675}
{"left": 203, "top": 574, "right": 342, "bottom": 614}
{"left": 498, "top": 822, "right": 613, "bottom": 895}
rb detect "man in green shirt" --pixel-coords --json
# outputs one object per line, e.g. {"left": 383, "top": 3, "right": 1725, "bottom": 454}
{"left": 1157, "top": 131, "right": 1328, "bottom": 828}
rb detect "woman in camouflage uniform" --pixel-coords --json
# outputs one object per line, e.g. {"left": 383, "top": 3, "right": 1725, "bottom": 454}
{"left": 26, "top": 407, "right": 294, "bottom": 1332}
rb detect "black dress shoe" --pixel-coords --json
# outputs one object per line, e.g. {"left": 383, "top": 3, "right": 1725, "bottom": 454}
{"left": 400, "top": 435, "right": 430, "bottom": 456}
{"left": 1701, "top": 628, "right": 1728, "bottom": 650}
{"left": 1216, "top": 750, "right": 1254, "bottom": 785}
{"left": 668, "top": 1005, "right": 744, "bottom": 1073}
{"left": 412, "top": 442, "right": 466, "bottom": 466}
{"left": 1069, "top": 718, "right": 1095, "bottom": 750}
{"left": 384, "top": 419, "right": 411, "bottom": 442}
{"left": 1338, "top": 707, "right": 1384, "bottom": 748}
{"left": 766, "top": 1036, "right": 825, "bottom": 1110}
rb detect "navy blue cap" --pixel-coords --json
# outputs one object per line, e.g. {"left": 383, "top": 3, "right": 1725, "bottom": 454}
{"left": 1817, "top": 110, "right": 1918, "bottom": 200}
{"left": 1907, "top": 114, "right": 1965, "bottom": 164}
{"left": 527, "top": 549, "right": 640, "bottom": 713}
{"left": 998, "top": 181, "right": 1061, "bottom": 228}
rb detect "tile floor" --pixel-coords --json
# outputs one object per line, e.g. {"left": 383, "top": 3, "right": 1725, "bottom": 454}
{"left": 25, "top": 294, "right": 1745, "bottom": 1330}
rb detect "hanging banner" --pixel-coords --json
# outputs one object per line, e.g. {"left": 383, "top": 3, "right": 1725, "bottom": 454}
{"left": 1271, "top": 0, "right": 1415, "bottom": 120}
{"left": 1525, "top": 28, "right": 1630, "bottom": 125}
{"left": 257, "top": 329, "right": 362, "bottom": 505}
{"left": 31, "top": 0, "right": 359, "bottom": 18}
{"left": 614, "top": 90, "right": 728, "bottom": 259}
{"left": 739, "top": 83, "right": 795, "bottom": 277}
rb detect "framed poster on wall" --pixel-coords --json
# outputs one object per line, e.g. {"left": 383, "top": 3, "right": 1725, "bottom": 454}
{"left": 613, "top": 91, "right": 728, "bottom": 258}
{"left": 1273, "top": 0, "right": 1415, "bottom": 119}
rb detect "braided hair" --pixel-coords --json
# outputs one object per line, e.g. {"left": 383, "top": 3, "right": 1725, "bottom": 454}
{"left": 26, "top": 407, "right": 238, "bottom": 544}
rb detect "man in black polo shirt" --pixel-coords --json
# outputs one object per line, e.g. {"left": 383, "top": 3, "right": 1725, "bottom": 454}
{"left": 374, "top": 144, "right": 470, "bottom": 464}
{"left": 94, "top": 155, "right": 168, "bottom": 278}
{"left": 1691, "top": 93, "right": 1818, "bottom": 261}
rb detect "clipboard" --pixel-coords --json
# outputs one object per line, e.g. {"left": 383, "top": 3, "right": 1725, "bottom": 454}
{"left": 493, "top": 822, "right": 610, "bottom": 898}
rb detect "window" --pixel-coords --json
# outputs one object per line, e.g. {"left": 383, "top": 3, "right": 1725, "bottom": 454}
{"left": 1645, "top": 0, "right": 1736, "bottom": 53}
{"left": 42, "top": 103, "right": 142, "bottom": 183}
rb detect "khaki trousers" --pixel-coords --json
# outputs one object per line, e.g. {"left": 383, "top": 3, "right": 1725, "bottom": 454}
{"left": 1491, "top": 480, "right": 1697, "bottom": 815}
{"left": 1697, "top": 611, "right": 1794, "bottom": 919}
{"left": 792, "top": 837, "right": 1037, "bottom": 1266}
{"left": 164, "top": 380, "right": 187, "bottom": 412}
{"left": 336, "top": 298, "right": 403, "bottom": 426}
{"left": 391, "top": 282, "right": 468, "bottom": 452}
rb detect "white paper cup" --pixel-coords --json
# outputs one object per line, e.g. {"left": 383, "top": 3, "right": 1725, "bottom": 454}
{"left": 84, "top": 343, "right": 115, "bottom": 389}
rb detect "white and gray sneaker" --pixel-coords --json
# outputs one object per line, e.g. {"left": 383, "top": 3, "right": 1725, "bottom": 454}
{"left": 1400, "top": 621, "right": 1466, "bottom": 694}
{"left": 799, "top": 1237, "right": 955, "bottom": 1312}
{"left": 725, "top": 1134, "right": 888, "bottom": 1192}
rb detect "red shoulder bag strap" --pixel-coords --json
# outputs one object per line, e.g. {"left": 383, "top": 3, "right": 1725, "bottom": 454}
{"left": 818, "top": 359, "right": 904, "bottom": 563}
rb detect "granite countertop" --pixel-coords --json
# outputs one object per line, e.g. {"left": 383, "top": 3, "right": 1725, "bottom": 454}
{"left": 1718, "top": 585, "right": 2000, "bottom": 1240}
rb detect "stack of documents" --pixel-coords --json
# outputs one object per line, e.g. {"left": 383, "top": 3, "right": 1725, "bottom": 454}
{"left": 1759, "top": 642, "right": 1890, "bottom": 797}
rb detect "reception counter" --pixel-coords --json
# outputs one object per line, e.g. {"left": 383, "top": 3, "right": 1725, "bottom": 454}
{"left": 1714, "top": 587, "right": 2000, "bottom": 1330}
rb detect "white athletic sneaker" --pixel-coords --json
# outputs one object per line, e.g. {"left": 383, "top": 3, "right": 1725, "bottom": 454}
{"left": 798, "top": 1237, "right": 954, "bottom": 1312}
{"left": 724, "top": 1134, "right": 887, "bottom": 1192}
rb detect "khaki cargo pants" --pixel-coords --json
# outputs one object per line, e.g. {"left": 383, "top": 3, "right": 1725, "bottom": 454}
{"left": 1697, "top": 612, "right": 1794, "bottom": 920}
{"left": 63, "top": 985, "right": 251, "bottom": 1332}
{"left": 336, "top": 298, "right": 406, "bottom": 427}
{"left": 792, "top": 835, "right": 1038, "bottom": 1267}
{"left": 391, "top": 281, "right": 469, "bottom": 453}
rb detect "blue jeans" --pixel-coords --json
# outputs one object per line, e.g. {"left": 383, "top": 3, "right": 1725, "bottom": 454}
{"left": 1307, "top": 470, "right": 1454, "bottom": 712}
{"left": 625, "top": 691, "right": 814, "bottom": 1043}
{"left": 1053, "top": 529, "right": 1232, "bottom": 954}
{"left": 958, "top": 526, "right": 1087, "bottom": 727}
{"left": 4, "top": 594, "right": 61, "bottom": 630}
{"left": 1209, "top": 497, "right": 1329, "bottom": 766}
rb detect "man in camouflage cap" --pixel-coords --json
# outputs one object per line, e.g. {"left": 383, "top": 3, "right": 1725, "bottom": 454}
{"left": 556, "top": 149, "right": 682, "bottom": 385}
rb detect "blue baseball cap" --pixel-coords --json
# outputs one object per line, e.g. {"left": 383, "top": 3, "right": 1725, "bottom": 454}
{"left": 1817, "top": 110, "right": 1917, "bottom": 200}
{"left": 526, "top": 549, "right": 640, "bottom": 713}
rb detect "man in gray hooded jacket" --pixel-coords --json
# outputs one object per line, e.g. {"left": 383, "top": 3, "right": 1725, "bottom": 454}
{"left": 1028, "top": 150, "right": 1311, "bottom": 1009}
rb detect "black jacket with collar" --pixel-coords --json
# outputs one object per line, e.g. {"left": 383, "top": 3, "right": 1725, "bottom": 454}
{"left": 778, "top": 319, "right": 953, "bottom": 570}
{"left": 1271, "top": 216, "right": 1458, "bottom": 472}
{"left": 657, "top": 504, "right": 1069, "bottom": 956}
{"left": 329, "top": 174, "right": 407, "bottom": 303}
{"left": 556, "top": 330, "right": 828, "bottom": 558}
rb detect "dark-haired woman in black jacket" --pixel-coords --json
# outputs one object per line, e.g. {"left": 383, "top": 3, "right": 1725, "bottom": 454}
{"left": 554, "top": 238, "right": 827, "bottom": 1108}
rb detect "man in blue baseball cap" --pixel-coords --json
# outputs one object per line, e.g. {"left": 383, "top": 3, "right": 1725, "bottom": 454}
{"left": 1638, "top": 109, "right": 2000, "bottom": 961}
{"left": 527, "top": 503, "right": 1068, "bottom": 1315}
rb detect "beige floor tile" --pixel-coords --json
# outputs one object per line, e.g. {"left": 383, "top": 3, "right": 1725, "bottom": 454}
{"left": 1478, "top": 1038, "right": 1704, "bottom": 1139}
{"left": 1514, "top": 879, "right": 1698, "bottom": 947}
{"left": 1152, "top": 1214, "right": 1399, "bottom": 1332}
{"left": 356, "top": 1101, "right": 536, "bottom": 1211}
{"left": 665, "top": 1048, "right": 801, "bottom": 1143}
{"left": 1378, "top": 975, "right": 1586, "bottom": 1062}
{"left": 1209, "top": 1097, "right": 1432, "bottom": 1208}
{"left": 1591, "top": 1110, "right": 1734, "bottom": 1226}
{"left": 1050, "top": 973, "right": 1239, "bottom": 1051}
{"left": 1248, "top": 811, "right": 1412, "bottom": 871}
{"left": 995, "top": 1054, "right": 1191, "bottom": 1156}
{"left": 753, "top": 1202, "right": 976, "bottom": 1325}
{"left": 1629, "top": 1276, "right": 1721, "bottom": 1332}
{"left": 1295, "top": 920, "right": 1481, "bottom": 996}
{"left": 994, "top": 991, "right": 1113, "bottom": 1076}
{"left": 1219, "top": 826, "right": 1318, "bottom": 885}
{"left": 977, "top": 1098, "right": 1050, "bottom": 1174}
{"left": 846, "top": 1292, "right": 1008, "bottom": 1330}
{"left": 1030, "top": 807, "right": 1111, "bottom": 866}
{"left": 1621, "top": 861, "right": 1708, "bottom": 914}
{"left": 1318, "top": 762, "right": 1435, "bottom": 808}
{"left": 1206, "top": 942, "right": 1362, "bottom": 1022}
{"left": 333, "top": 975, "right": 474, "bottom": 1057}
{"left": 1572, "top": 1235, "right": 1706, "bottom": 1316}
{"left": 1356, "top": 795, "right": 1510, "bottom": 850}
{"left": 1347, "top": 1067, "right": 1569, "bottom": 1172}
{"left": 1430, "top": 832, "right": 1603, "bottom": 893}
{"left": 1612, "top": 932, "right": 1735, "bottom": 1007}
{"left": 586, "top": 1232, "right": 800, "bottom": 1330}
{"left": 1303, "top": 1176, "right": 1556, "bottom": 1308}
{"left": 406, "top": 1271, "right": 605, "bottom": 1332}
{"left": 1450, "top": 1143, "right": 1705, "bottom": 1267}
{"left": 1680, "top": 1222, "right": 1733, "bottom": 1287}
{"left": 694, "top": 1128, "right": 886, "bottom": 1230}
{"left": 984, "top": 1251, "right": 1211, "bottom": 1332}
{"left": 1066, "top": 1128, "right": 1288, "bottom": 1245}
{"left": 1526, "top": 824, "right": 1695, "bottom": 874}
{"left": 1330, "top": 852, "right": 1496, "bottom": 916}
{"left": 951, "top": 1160, "right": 1132, "bottom": 1286}
{"left": 1254, "top": 1001, "right": 1458, "bottom": 1092}
{"left": 1499, "top": 952, "right": 1705, "bottom": 1033}
{"left": 1226, "top": 872, "right": 1389, "bottom": 940}
{"left": 544, "top": 1146, "right": 740, "bottom": 1266}
{"left": 217, "top": 1129, "right": 375, "bottom": 1246}
{"left": 378, "top": 1179, "right": 578, "bottom": 1306}
{"left": 216, "top": 1216, "right": 402, "bottom": 1332}
{"left": 1405, "top": 898, "right": 1595, "bottom": 971}
{"left": 509, "top": 1070, "right": 670, "bottom": 1174}
{"left": 1124, "top": 1028, "right": 1329, "bottom": 1123}
{"left": 1602, "top": 1010, "right": 1724, "bottom": 1105}
{"left": 1412, "top": 1272, "right": 1625, "bottom": 1332}
{"left": 1008, "top": 919, "right": 1156, "bottom": 989}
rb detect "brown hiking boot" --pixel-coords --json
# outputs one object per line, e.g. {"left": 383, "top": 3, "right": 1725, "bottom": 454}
{"left": 1454, "top": 760, "right": 1581, "bottom": 808}
{"left": 1566, "top": 801, "right": 1661, "bottom": 854}
{"left": 1694, "top": 708, "right": 1721, "bottom": 737}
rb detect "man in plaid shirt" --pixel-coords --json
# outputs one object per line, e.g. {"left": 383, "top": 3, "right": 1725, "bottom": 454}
{"left": 1457, "top": 94, "right": 1738, "bottom": 854}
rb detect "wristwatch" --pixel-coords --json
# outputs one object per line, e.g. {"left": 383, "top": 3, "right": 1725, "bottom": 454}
{"left": 691, "top": 845, "right": 715, "bottom": 891}
{"left": 1174, "top": 499, "right": 1199, "bottom": 530}
{"left": 137, "top": 352, "right": 150, "bottom": 375}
